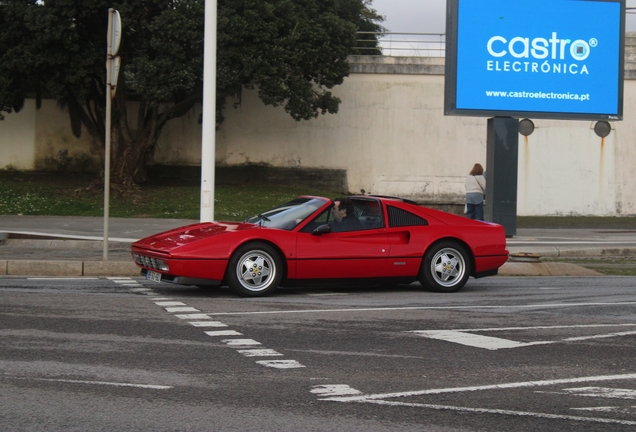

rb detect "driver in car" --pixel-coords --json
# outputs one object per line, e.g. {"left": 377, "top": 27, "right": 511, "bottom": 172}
{"left": 330, "top": 198, "right": 362, "bottom": 232}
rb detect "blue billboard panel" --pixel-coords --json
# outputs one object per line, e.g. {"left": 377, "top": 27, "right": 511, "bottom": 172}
{"left": 445, "top": 0, "right": 625, "bottom": 120}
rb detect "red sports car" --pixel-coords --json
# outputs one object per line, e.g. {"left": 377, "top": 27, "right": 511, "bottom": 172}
{"left": 131, "top": 196, "right": 508, "bottom": 297}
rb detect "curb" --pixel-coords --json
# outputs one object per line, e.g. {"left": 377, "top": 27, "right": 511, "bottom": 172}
{"left": 497, "top": 261, "right": 602, "bottom": 277}
{"left": 507, "top": 246, "right": 636, "bottom": 258}
{"left": 2, "top": 260, "right": 140, "bottom": 277}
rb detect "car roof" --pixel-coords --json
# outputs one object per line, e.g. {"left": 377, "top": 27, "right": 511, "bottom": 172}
{"left": 351, "top": 195, "right": 419, "bottom": 205}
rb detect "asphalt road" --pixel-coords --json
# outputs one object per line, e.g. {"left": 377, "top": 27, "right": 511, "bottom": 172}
{"left": 2, "top": 276, "right": 636, "bottom": 431}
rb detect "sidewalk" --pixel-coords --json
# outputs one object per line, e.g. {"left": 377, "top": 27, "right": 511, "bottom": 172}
{"left": 1, "top": 215, "right": 635, "bottom": 278}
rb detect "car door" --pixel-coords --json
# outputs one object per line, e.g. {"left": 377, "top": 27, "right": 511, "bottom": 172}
{"left": 294, "top": 198, "right": 389, "bottom": 280}
{"left": 384, "top": 204, "right": 431, "bottom": 277}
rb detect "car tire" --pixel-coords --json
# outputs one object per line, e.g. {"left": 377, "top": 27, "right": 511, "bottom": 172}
{"left": 227, "top": 242, "right": 283, "bottom": 297}
{"left": 419, "top": 241, "right": 471, "bottom": 293}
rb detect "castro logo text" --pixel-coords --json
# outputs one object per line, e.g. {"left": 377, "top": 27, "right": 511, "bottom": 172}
{"left": 485, "top": 32, "right": 594, "bottom": 75}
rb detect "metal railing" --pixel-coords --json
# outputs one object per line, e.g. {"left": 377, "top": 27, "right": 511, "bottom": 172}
{"left": 355, "top": 32, "right": 446, "bottom": 57}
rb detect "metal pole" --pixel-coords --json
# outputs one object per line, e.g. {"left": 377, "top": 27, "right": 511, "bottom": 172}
{"left": 104, "top": 9, "right": 114, "bottom": 260}
{"left": 200, "top": 0, "right": 217, "bottom": 222}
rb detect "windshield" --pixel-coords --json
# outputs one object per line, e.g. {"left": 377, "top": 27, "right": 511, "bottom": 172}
{"left": 244, "top": 197, "right": 328, "bottom": 230}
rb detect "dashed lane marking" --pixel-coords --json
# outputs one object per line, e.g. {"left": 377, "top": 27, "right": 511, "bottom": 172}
{"left": 174, "top": 314, "right": 212, "bottom": 319}
{"left": 145, "top": 291, "right": 305, "bottom": 369}
{"left": 311, "top": 385, "right": 363, "bottom": 397}
{"left": 222, "top": 339, "right": 261, "bottom": 346}
{"left": 237, "top": 349, "right": 283, "bottom": 357}
{"left": 256, "top": 360, "right": 305, "bottom": 369}
{"left": 188, "top": 321, "right": 228, "bottom": 328}
{"left": 204, "top": 330, "right": 243, "bottom": 337}
{"left": 164, "top": 307, "right": 200, "bottom": 313}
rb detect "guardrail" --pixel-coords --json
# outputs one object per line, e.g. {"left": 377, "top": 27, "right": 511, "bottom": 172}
{"left": 355, "top": 32, "right": 446, "bottom": 57}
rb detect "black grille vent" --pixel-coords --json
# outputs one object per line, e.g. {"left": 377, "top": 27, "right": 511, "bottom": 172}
{"left": 388, "top": 206, "right": 429, "bottom": 227}
{"left": 134, "top": 254, "right": 162, "bottom": 270}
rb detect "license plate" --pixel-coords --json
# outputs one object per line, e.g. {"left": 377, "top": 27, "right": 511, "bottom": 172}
{"left": 146, "top": 270, "right": 162, "bottom": 283}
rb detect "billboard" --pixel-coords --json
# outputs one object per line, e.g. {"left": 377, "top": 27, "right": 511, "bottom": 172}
{"left": 444, "top": 0, "right": 625, "bottom": 120}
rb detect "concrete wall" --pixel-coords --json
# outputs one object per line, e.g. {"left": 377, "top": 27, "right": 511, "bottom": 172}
{"left": 2, "top": 56, "right": 636, "bottom": 216}
{"left": 0, "top": 99, "right": 37, "bottom": 170}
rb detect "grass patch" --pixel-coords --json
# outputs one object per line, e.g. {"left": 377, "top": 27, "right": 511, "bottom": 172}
{"left": 0, "top": 171, "right": 340, "bottom": 220}
{"left": 2, "top": 170, "right": 636, "bottom": 228}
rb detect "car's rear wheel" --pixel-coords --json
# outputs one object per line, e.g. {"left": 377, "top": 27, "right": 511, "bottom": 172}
{"left": 419, "top": 241, "right": 471, "bottom": 293}
{"left": 227, "top": 242, "right": 283, "bottom": 297}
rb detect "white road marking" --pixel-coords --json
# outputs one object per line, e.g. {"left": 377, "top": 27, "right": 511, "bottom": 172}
{"left": 174, "top": 314, "right": 210, "bottom": 319}
{"left": 154, "top": 301, "right": 186, "bottom": 306}
{"left": 204, "top": 301, "right": 636, "bottom": 316}
{"left": 319, "top": 373, "right": 636, "bottom": 402}
{"left": 188, "top": 321, "right": 228, "bottom": 328}
{"left": 556, "top": 386, "right": 636, "bottom": 399}
{"left": 204, "top": 330, "right": 243, "bottom": 337}
{"left": 237, "top": 349, "right": 283, "bottom": 357}
{"left": 255, "top": 360, "right": 305, "bottom": 369}
{"left": 358, "top": 399, "right": 636, "bottom": 426}
{"left": 448, "top": 323, "right": 636, "bottom": 332}
{"left": 316, "top": 376, "right": 636, "bottom": 425}
{"left": 130, "top": 288, "right": 152, "bottom": 292}
{"left": 410, "top": 325, "right": 636, "bottom": 350}
{"left": 221, "top": 339, "right": 261, "bottom": 346}
{"left": 148, "top": 297, "right": 172, "bottom": 301}
{"left": 412, "top": 330, "right": 529, "bottom": 350}
{"left": 311, "top": 385, "right": 363, "bottom": 396}
{"left": 572, "top": 406, "right": 636, "bottom": 414}
{"left": 165, "top": 307, "right": 200, "bottom": 313}
{"left": 32, "top": 378, "right": 171, "bottom": 389}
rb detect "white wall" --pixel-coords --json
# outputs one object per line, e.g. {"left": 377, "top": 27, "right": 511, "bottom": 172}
{"left": 2, "top": 59, "right": 636, "bottom": 216}
{"left": 0, "top": 100, "right": 36, "bottom": 170}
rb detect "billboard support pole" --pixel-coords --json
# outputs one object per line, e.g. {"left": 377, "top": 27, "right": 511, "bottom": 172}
{"left": 485, "top": 117, "right": 519, "bottom": 237}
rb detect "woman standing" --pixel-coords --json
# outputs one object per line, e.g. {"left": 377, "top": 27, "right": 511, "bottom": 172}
{"left": 465, "top": 163, "right": 486, "bottom": 220}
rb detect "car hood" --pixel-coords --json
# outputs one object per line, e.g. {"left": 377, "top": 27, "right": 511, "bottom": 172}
{"left": 132, "top": 221, "right": 257, "bottom": 253}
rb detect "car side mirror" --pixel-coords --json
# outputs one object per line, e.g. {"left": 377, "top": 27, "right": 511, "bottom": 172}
{"left": 312, "top": 224, "right": 332, "bottom": 236}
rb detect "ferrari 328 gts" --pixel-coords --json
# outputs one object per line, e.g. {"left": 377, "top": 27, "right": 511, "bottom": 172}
{"left": 131, "top": 196, "right": 508, "bottom": 296}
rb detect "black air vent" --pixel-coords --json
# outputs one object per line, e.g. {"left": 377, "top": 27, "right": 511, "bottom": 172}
{"left": 387, "top": 206, "right": 429, "bottom": 227}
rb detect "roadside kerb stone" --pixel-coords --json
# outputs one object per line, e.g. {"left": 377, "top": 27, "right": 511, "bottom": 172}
{"left": 8, "top": 260, "right": 83, "bottom": 276}
{"left": 6, "top": 259, "right": 139, "bottom": 276}
{"left": 498, "top": 261, "right": 602, "bottom": 277}
{"left": 84, "top": 261, "right": 139, "bottom": 276}
{"left": 507, "top": 246, "right": 636, "bottom": 258}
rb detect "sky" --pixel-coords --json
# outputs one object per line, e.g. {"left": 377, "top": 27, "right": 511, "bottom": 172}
{"left": 370, "top": 0, "right": 636, "bottom": 34}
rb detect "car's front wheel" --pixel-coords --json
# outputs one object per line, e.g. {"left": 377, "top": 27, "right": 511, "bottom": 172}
{"left": 227, "top": 242, "right": 283, "bottom": 297}
{"left": 419, "top": 241, "right": 471, "bottom": 293}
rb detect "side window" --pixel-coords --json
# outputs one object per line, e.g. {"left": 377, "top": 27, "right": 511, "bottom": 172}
{"left": 387, "top": 205, "right": 428, "bottom": 228}
{"left": 352, "top": 198, "right": 384, "bottom": 230}
{"left": 300, "top": 199, "right": 385, "bottom": 233}
{"left": 300, "top": 206, "right": 332, "bottom": 233}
